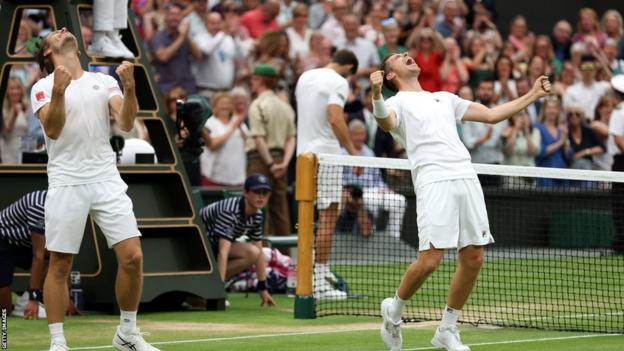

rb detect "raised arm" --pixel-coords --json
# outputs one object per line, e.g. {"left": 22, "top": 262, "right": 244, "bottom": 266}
{"left": 109, "top": 62, "right": 138, "bottom": 132}
{"left": 369, "top": 70, "right": 398, "bottom": 132}
{"left": 37, "top": 66, "right": 71, "bottom": 140}
{"left": 463, "top": 76, "right": 551, "bottom": 124}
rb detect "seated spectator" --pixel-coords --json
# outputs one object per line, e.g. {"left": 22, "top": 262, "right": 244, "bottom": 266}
{"left": 285, "top": 4, "right": 312, "bottom": 60}
{"left": 341, "top": 120, "right": 406, "bottom": 238}
{"left": 534, "top": 98, "right": 571, "bottom": 186}
{"left": 435, "top": 0, "right": 463, "bottom": 40}
{"left": 199, "top": 174, "right": 275, "bottom": 306}
{"left": 255, "top": 30, "right": 294, "bottom": 99}
{"left": 566, "top": 105, "right": 605, "bottom": 170}
{"left": 493, "top": 55, "right": 517, "bottom": 103}
{"left": 591, "top": 95, "right": 616, "bottom": 170}
{"left": 462, "top": 34, "right": 495, "bottom": 88}
{"left": 0, "top": 191, "right": 47, "bottom": 319}
{"left": 230, "top": 87, "right": 251, "bottom": 122}
{"left": 193, "top": 12, "right": 247, "bottom": 97}
{"left": 336, "top": 184, "right": 373, "bottom": 237}
{"left": 501, "top": 110, "right": 540, "bottom": 166}
{"left": 14, "top": 22, "right": 33, "bottom": 56}
{"left": 507, "top": 15, "right": 534, "bottom": 62}
{"left": 461, "top": 79, "right": 505, "bottom": 166}
{"left": 464, "top": 8, "right": 502, "bottom": 53}
{"left": 337, "top": 15, "right": 380, "bottom": 90}
{"left": 2, "top": 77, "right": 30, "bottom": 164}
{"left": 359, "top": 3, "right": 386, "bottom": 47}
{"left": 563, "top": 55, "right": 611, "bottom": 118}
{"left": 440, "top": 37, "right": 469, "bottom": 94}
{"left": 553, "top": 61, "right": 578, "bottom": 98}
{"left": 239, "top": 0, "right": 280, "bottom": 39}
{"left": 151, "top": 3, "right": 201, "bottom": 95}
{"left": 320, "top": 0, "right": 348, "bottom": 47}
{"left": 551, "top": 20, "right": 573, "bottom": 63}
{"left": 307, "top": 0, "right": 331, "bottom": 30}
{"left": 602, "top": 9, "right": 624, "bottom": 59}
{"left": 377, "top": 18, "right": 407, "bottom": 61}
{"left": 297, "top": 31, "right": 333, "bottom": 72}
{"left": 200, "top": 92, "right": 248, "bottom": 186}
{"left": 572, "top": 8, "right": 607, "bottom": 51}
{"left": 396, "top": 0, "right": 433, "bottom": 46}
{"left": 601, "top": 38, "right": 624, "bottom": 75}
{"left": 407, "top": 27, "right": 444, "bottom": 92}
{"left": 533, "top": 34, "right": 561, "bottom": 77}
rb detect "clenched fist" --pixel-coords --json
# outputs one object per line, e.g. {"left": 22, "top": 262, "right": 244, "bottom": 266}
{"left": 116, "top": 61, "right": 135, "bottom": 90}
{"left": 370, "top": 70, "right": 384, "bottom": 97}
{"left": 53, "top": 65, "right": 71, "bottom": 94}
{"left": 532, "top": 75, "right": 551, "bottom": 99}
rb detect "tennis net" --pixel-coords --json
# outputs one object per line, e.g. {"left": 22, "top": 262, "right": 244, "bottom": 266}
{"left": 313, "top": 153, "right": 624, "bottom": 333}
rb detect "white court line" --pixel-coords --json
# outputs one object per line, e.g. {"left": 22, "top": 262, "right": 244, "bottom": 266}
{"left": 402, "top": 333, "right": 624, "bottom": 350}
{"left": 41, "top": 327, "right": 623, "bottom": 351}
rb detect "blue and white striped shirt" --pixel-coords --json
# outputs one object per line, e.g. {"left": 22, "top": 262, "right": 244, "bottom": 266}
{"left": 200, "top": 196, "right": 263, "bottom": 248}
{"left": 0, "top": 191, "right": 47, "bottom": 247}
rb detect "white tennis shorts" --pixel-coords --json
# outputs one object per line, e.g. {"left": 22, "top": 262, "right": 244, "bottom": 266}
{"left": 317, "top": 164, "right": 342, "bottom": 210}
{"left": 416, "top": 178, "right": 494, "bottom": 251}
{"left": 45, "top": 176, "right": 141, "bottom": 254}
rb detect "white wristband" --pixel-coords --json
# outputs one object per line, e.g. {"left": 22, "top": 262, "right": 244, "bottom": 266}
{"left": 372, "top": 97, "right": 389, "bottom": 119}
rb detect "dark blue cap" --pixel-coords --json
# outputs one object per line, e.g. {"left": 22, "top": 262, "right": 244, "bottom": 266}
{"left": 245, "top": 173, "right": 272, "bottom": 191}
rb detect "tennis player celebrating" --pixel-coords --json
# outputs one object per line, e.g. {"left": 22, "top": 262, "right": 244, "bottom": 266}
{"left": 371, "top": 53, "right": 550, "bottom": 351}
{"left": 31, "top": 28, "right": 158, "bottom": 351}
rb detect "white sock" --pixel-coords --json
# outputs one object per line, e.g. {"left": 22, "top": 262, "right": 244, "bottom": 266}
{"left": 388, "top": 293, "right": 406, "bottom": 323}
{"left": 107, "top": 29, "right": 120, "bottom": 39}
{"left": 440, "top": 305, "right": 460, "bottom": 328}
{"left": 49, "top": 323, "right": 66, "bottom": 345}
{"left": 120, "top": 310, "right": 137, "bottom": 334}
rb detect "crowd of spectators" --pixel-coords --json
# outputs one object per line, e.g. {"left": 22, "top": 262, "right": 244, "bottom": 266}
{"left": 3, "top": 2, "right": 624, "bottom": 186}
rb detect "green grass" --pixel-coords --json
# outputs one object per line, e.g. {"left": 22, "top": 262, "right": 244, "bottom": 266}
{"left": 322, "top": 255, "right": 624, "bottom": 333}
{"left": 5, "top": 294, "right": 623, "bottom": 351}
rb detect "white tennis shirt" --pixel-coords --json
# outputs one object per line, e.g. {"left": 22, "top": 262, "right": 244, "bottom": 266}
{"left": 295, "top": 67, "right": 349, "bottom": 156}
{"left": 386, "top": 90, "right": 478, "bottom": 188}
{"left": 31, "top": 71, "right": 122, "bottom": 187}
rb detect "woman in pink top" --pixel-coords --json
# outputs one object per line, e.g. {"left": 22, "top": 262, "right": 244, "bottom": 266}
{"left": 572, "top": 8, "right": 607, "bottom": 50}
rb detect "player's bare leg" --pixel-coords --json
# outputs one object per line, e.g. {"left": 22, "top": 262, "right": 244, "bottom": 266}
{"left": 225, "top": 241, "right": 262, "bottom": 279}
{"left": 381, "top": 246, "right": 444, "bottom": 350}
{"left": 314, "top": 203, "right": 346, "bottom": 299}
{"left": 447, "top": 245, "right": 484, "bottom": 309}
{"left": 45, "top": 252, "right": 73, "bottom": 349}
{"left": 112, "top": 237, "right": 159, "bottom": 351}
{"left": 431, "top": 245, "right": 484, "bottom": 351}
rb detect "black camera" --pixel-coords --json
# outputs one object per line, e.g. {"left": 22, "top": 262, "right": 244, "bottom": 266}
{"left": 176, "top": 95, "right": 212, "bottom": 160}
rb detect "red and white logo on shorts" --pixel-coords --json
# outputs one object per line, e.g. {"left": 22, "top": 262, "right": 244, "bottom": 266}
{"left": 35, "top": 91, "right": 45, "bottom": 101}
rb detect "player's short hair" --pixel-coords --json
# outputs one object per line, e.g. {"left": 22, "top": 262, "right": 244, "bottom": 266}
{"left": 332, "top": 49, "right": 358, "bottom": 75}
{"left": 380, "top": 54, "right": 398, "bottom": 92}
{"left": 476, "top": 77, "right": 495, "bottom": 88}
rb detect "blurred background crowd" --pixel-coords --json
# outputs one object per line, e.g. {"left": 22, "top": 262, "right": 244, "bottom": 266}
{"left": 3, "top": 0, "right": 624, "bottom": 180}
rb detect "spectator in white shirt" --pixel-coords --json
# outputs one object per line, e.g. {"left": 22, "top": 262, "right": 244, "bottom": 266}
{"left": 285, "top": 4, "right": 312, "bottom": 60}
{"left": 563, "top": 56, "right": 611, "bottom": 118}
{"left": 320, "top": 0, "right": 348, "bottom": 47}
{"left": 337, "top": 14, "right": 380, "bottom": 89}
{"left": 193, "top": 12, "right": 247, "bottom": 97}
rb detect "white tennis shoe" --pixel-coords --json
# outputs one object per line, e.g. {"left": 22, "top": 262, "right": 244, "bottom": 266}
{"left": 112, "top": 326, "right": 160, "bottom": 351}
{"left": 380, "top": 298, "right": 402, "bottom": 351}
{"left": 431, "top": 325, "right": 470, "bottom": 351}
{"left": 313, "top": 279, "right": 347, "bottom": 300}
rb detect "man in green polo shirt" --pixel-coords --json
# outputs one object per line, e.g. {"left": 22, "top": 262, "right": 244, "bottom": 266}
{"left": 246, "top": 64, "right": 297, "bottom": 247}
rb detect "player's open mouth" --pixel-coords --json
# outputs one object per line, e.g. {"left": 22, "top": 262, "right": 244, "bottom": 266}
{"left": 406, "top": 57, "right": 416, "bottom": 66}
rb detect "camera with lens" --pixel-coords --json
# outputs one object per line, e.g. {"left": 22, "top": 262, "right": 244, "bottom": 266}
{"left": 175, "top": 94, "right": 212, "bottom": 161}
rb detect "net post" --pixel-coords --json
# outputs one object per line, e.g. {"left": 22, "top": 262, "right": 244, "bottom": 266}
{"left": 294, "top": 152, "right": 317, "bottom": 319}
